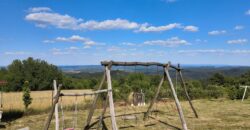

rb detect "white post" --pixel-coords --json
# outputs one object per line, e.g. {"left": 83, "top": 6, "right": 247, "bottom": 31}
{"left": 241, "top": 86, "right": 248, "bottom": 102}
{"left": 105, "top": 66, "right": 118, "bottom": 130}
{"left": 53, "top": 80, "right": 59, "bottom": 130}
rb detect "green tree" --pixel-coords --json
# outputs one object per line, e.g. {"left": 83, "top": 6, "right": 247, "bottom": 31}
{"left": 22, "top": 81, "right": 32, "bottom": 110}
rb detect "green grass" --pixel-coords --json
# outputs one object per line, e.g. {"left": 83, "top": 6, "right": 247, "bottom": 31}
{"left": 2, "top": 99, "right": 250, "bottom": 130}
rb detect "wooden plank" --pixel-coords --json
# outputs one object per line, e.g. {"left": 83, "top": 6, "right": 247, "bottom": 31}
{"left": 84, "top": 72, "right": 106, "bottom": 130}
{"left": 44, "top": 84, "right": 62, "bottom": 130}
{"left": 53, "top": 80, "right": 59, "bottom": 130}
{"left": 144, "top": 75, "right": 165, "bottom": 120}
{"left": 105, "top": 66, "right": 118, "bottom": 130}
{"left": 101, "top": 61, "right": 181, "bottom": 70}
{"left": 164, "top": 65, "right": 188, "bottom": 130}
{"left": 60, "top": 89, "right": 111, "bottom": 96}
{"left": 178, "top": 70, "right": 199, "bottom": 118}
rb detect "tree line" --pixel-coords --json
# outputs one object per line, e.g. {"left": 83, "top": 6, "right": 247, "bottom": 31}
{"left": 0, "top": 57, "right": 249, "bottom": 101}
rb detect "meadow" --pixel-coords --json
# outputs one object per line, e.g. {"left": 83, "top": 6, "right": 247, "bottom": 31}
{"left": 2, "top": 90, "right": 250, "bottom": 130}
{"left": 2, "top": 89, "right": 93, "bottom": 111}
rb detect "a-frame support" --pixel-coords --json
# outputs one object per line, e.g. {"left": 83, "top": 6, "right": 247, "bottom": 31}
{"left": 177, "top": 64, "right": 198, "bottom": 118}
{"left": 84, "top": 65, "right": 118, "bottom": 130}
{"left": 144, "top": 63, "right": 188, "bottom": 130}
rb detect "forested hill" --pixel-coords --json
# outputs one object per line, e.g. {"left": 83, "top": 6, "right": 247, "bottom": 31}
{"left": 60, "top": 65, "right": 250, "bottom": 80}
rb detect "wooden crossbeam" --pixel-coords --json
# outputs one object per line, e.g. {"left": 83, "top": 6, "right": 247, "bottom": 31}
{"left": 101, "top": 61, "right": 181, "bottom": 71}
{"left": 60, "top": 89, "right": 112, "bottom": 97}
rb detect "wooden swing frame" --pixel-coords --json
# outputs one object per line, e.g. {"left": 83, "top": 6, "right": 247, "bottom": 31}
{"left": 44, "top": 61, "right": 198, "bottom": 130}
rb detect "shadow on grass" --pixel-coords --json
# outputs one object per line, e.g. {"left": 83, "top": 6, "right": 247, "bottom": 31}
{"left": 2, "top": 109, "right": 24, "bottom": 122}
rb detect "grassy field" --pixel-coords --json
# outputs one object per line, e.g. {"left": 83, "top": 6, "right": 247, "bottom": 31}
{"left": 2, "top": 97, "right": 250, "bottom": 130}
{"left": 2, "top": 89, "right": 93, "bottom": 111}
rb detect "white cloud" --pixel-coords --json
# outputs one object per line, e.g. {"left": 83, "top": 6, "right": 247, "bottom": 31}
{"left": 46, "top": 35, "right": 96, "bottom": 47}
{"left": 25, "top": 12, "right": 83, "bottom": 30}
{"left": 4, "top": 51, "right": 30, "bottom": 55}
{"left": 234, "top": 25, "right": 244, "bottom": 30}
{"left": 25, "top": 7, "right": 198, "bottom": 33}
{"left": 121, "top": 42, "right": 136, "bottom": 46}
{"left": 195, "top": 39, "right": 207, "bottom": 43}
{"left": 43, "top": 40, "right": 55, "bottom": 43}
{"left": 136, "top": 23, "right": 181, "bottom": 32}
{"left": 25, "top": 8, "right": 139, "bottom": 30}
{"left": 107, "top": 46, "right": 121, "bottom": 52}
{"left": 208, "top": 30, "right": 226, "bottom": 35}
{"left": 178, "top": 49, "right": 250, "bottom": 55}
{"left": 246, "top": 10, "right": 250, "bottom": 15}
{"left": 144, "top": 37, "right": 189, "bottom": 47}
{"left": 79, "top": 19, "right": 139, "bottom": 30}
{"left": 67, "top": 46, "right": 79, "bottom": 50}
{"left": 28, "top": 7, "right": 52, "bottom": 13}
{"left": 227, "top": 39, "right": 248, "bottom": 44}
{"left": 183, "top": 25, "right": 199, "bottom": 32}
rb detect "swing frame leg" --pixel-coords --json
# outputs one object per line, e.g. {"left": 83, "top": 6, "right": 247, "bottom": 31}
{"left": 84, "top": 72, "right": 106, "bottom": 130}
{"left": 165, "top": 63, "right": 188, "bottom": 130}
{"left": 178, "top": 66, "right": 199, "bottom": 118}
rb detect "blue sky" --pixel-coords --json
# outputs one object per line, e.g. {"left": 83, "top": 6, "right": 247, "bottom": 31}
{"left": 0, "top": 0, "right": 250, "bottom": 66}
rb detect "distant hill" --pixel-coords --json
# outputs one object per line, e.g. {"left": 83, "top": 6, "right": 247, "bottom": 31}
{"left": 59, "top": 65, "right": 250, "bottom": 80}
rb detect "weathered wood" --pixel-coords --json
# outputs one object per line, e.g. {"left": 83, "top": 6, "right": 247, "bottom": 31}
{"left": 60, "top": 89, "right": 111, "bottom": 97}
{"left": 105, "top": 66, "right": 118, "bottom": 130}
{"left": 144, "top": 76, "right": 165, "bottom": 120}
{"left": 241, "top": 86, "right": 248, "bottom": 102}
{"left": 97, "top": 94, "right": 109, "bottom": 130}
{"left": 101, "top": 61, "right": 181, "bottom": 70}
{"left": 53, "top": 80, "right": 59, "bottom": 130}
{"left": 84, "top": 72, "right": 106, "bottom": 130}
{"left": 164, "top": 65, "right": 188, "bottom": 130}
{"left": 44, "top": 84, "right": 62, "bottom": 130}
{"left": 178, "top": 70, "right": 199, "bottom": 118}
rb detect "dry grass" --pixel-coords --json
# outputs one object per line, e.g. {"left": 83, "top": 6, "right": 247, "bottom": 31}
{"left": 2, "top": 89, "right": 93, "bottom": 111}
{"left": 3, "top": 98, "right": 250, "bottom": 130}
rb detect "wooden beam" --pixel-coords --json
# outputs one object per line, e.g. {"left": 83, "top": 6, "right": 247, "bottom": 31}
{"left": 44, "top": 84, "right": 62, "bottom": 130}
{"left": 53, "top": 80, "right": 59, "bottom": 130}
{"left": 105, "top": 66, "right": 118, "bottom": 130}
{"left": 60, "top": 89, "right": 111, "bottom": 97}
{"left": 144, "top": 75, "right": 165, "bottom": 120}
{"left": 101, "top": 61, "right": 181, "bottom": 71}
{"left": 84, "top": 72, "right": 106, "bottom": 130}
{"left": 164, "top": 64, "right": 188, "bottom": 130}
{"left": 178, "top": 70, "right": 199, "bottom": 118}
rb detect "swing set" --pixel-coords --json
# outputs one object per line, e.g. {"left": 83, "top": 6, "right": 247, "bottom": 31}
{"left": 44, "top": 61, "right": 198, "bottom": 130}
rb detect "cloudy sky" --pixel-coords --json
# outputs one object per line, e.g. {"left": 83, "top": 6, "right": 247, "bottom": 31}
{"left": 0, "top": 0, "right": 250, "bottom": 66}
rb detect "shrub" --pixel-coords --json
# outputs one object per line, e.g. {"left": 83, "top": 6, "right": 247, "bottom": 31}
{"left": 22, "top": 81, "right": 32, "bottom": 110}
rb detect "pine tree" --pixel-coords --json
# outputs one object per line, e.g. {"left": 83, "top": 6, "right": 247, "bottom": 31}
{"left": 22, "top": 81, "right": 32, "bottom": 110}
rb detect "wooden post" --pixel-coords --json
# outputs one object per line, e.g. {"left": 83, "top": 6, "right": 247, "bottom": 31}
{"left": 241, "top": 86, "right": 248, "bottom": 102}
{"left": 178, "top": 69, "right": 199, "bottom": 118}
{"left": 164, "top": 64, "right": 188, "bottom": 130}
{"left": 105, "top": 66, "right": 118, "bottom": 130}
{"left": 53, "top": 80, "right": 59, "bottom": 130}
{"left": 84, "top": 72, "right": 106, "bottom": 129}
{"left": 44, "top": 84, "right": 62, "bottom": 130}
{"left": 144, "top": 75, "right": 164, "bottom": 120}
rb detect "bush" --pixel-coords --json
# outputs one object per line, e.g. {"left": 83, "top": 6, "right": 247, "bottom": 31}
{"left": 228, "top": 86, "right": 248, "bottom": 100}
{"left": 205, "top": 85, "right": 224, "bottom": 99}
{"left": 22, "top": 81, "right": 32, "bottom": 110}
